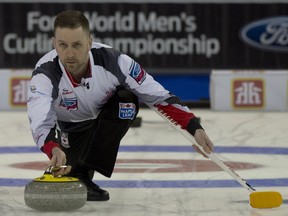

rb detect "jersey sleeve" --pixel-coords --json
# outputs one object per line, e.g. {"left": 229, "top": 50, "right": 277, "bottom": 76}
{"left": 27, "top": 72, "right": 60, "bottom": 158}
{"left": 117, "top": 54, "right": 203, "bottom": 136}
{"left": 117, "top": 54, "right": 171, "bottom": 105}
{"left": 154, "top": 98, "right": 203, "bottom": 135}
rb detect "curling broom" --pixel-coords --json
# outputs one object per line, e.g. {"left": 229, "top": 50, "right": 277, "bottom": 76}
{"left": 151, "top": 105, "right": 282, "bottom": 209}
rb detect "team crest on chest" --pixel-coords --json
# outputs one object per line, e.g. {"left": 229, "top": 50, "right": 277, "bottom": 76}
{"left": 59, "top": 88, "right": 78, "bottom": 111}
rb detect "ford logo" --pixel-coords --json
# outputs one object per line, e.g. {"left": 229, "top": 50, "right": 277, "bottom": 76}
{"left": 240, "top": 16, "right": 288, "bottom": 52}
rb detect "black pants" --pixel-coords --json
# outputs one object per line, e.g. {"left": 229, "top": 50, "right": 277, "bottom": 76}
{"left": 57, "top": 90, "right": 139, "bottom": 178}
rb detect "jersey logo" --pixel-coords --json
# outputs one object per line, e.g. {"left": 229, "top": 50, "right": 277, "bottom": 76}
{"left": 60, "top": 132, "right": 70, "bottom": 148}
{"left": 59, "top": 88, "right": 78, "bottom": 111}
{"left": 119, "top": 103, "right": 136, "bottom": 120}
{"left": 129, "top": 61, "right": 146, "bottom": 85}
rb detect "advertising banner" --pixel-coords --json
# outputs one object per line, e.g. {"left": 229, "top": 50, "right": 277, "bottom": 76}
{"left": 210, "top": 70, "right": 288, "bottom": 111}
{"left": 0, "top": 3, "right": 288, "bottom": 72}
{"left": 0, "top": 69, "right": 32, "bottom": 110}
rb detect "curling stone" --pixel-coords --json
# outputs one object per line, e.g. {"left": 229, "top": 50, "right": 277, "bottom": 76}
{"left": 24, "top": 166, "right": 87, "bottom": 211}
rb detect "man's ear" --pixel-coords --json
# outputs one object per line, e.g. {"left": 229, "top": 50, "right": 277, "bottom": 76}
{"left": 88, "top": 35, "right": 92, "bottom": 49}
{"left": 52, "top": 37, "right": 56, "bottom": 49}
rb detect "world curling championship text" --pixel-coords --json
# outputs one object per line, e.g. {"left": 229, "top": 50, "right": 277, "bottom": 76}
{"left": 3, "top": 11, "right": 221, "bottom": 58}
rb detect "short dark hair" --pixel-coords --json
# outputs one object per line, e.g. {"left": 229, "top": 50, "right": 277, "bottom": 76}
{"left": 54, "top": 10, "right": 90, "bottom": 36}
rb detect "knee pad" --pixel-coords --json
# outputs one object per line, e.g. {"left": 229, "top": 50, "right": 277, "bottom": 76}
{"left": 117, "top": 90, "right": 138, "bottom": 104}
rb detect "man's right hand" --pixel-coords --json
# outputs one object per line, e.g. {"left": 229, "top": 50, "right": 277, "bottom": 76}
{"left": 49, "top": 147, "right": 71, "bottom": 176}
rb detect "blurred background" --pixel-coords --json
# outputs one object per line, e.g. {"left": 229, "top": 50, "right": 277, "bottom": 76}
{"left": 1, "top": 2, "right": 288, "bottom": 215}
{"left": 1, "top": 0, "right": 288, "bottom": 111}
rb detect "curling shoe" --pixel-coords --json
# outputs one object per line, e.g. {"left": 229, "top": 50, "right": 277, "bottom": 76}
{"left": 78, "top": 174, "right": 110, "bottom": 201}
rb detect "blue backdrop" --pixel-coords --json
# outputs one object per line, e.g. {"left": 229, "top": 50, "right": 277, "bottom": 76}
{"left": 153, "top": 74, "right": 210, "bottom": 102}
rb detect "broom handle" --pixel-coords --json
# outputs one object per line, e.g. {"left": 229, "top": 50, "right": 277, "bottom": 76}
{"left": 150, "top": 105, "right": 255, "bottom": 193}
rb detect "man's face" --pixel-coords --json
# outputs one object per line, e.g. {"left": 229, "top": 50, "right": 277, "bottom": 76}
{"left": 53, "top": 27, "right": 92, "bottom": 75}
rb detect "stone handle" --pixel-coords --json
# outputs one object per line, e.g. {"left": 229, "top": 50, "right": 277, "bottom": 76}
{"left": 45, "top": 165, "right": 68, "bottom": 174}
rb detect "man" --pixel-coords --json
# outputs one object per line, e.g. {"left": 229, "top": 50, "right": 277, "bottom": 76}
{"left": 27, "top": 10, "right": 214, "bottom": 202}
